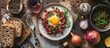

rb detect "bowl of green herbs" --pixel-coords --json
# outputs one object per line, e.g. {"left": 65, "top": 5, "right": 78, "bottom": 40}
{"left": 90, "top": 4, "right": 110, "bottom": 32}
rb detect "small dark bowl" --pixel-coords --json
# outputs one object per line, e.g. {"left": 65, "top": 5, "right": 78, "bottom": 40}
{"left": 90, "top": 4, "right": 110, "bottom": 32}
{"left": 7, "top": 0, "right": 23, "bottom": 14}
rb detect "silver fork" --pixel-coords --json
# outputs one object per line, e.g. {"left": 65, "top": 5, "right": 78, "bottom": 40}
{"left": 23, "top": 13, "right": 41, "bottom": 48}
{"left": 27, "top": 16, "right": 41, "bottom": 48}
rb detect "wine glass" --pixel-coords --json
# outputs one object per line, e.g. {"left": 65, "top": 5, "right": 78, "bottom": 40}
{"left": 28, "top": 0, "right": 42, "bottom": 14}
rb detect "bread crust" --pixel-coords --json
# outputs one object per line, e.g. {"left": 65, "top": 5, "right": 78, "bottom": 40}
{"left": 15, "top": 22, "right": 31, "bottom": 46}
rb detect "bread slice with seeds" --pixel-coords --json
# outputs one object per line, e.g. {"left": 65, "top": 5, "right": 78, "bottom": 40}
{"left": 15, "top": 22, "right": 31, "bottom": 46}
{"left": 0, "top": 24, "right": 15, "bottom": 48}
{"left": 5, "top": 18, "right": 22, "bottom": 37}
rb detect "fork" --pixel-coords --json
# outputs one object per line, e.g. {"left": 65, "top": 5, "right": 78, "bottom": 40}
{"left": 22, "top": 12, "right": 42, "bottom": 48}
{"left": 27, "top": 16, "right": 41, "bottom": 48}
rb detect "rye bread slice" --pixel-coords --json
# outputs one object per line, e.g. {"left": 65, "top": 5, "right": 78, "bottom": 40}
{"left": 5, "top": 18, "right": 22, "bottom": 37}
{"left": 15, "top": 22, "right": 31, "bottom": 46}
{"left": 0, "top": 24, "right": 15, "bottom": 48}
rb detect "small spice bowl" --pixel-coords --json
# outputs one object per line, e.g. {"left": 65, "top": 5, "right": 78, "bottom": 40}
{"left": 7, "top": 0, "right": 23, "bottom": 14}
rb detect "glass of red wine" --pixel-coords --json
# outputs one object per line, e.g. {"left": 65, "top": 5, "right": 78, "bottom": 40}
{"left": 28, "top": 0, "right": 42, "bottom": 14}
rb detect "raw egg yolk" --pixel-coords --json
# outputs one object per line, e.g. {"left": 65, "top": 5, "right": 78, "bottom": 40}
{"left": 50, "top": 16, "right": 60, "bottom": 25}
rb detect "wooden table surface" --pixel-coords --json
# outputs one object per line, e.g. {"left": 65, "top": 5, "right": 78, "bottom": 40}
{"left": 1, "top": 0, "right": 110, "bottom": 48}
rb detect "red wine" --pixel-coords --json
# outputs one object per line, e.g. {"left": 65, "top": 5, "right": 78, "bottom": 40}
{"left": 28, "top": 0, "right": 38, "bottom": 6}
{"left": 28, "top": 0, "right": 42, "bottom": 13}
{"left": 30, "top": 4, "right": 41, "bottom": 13}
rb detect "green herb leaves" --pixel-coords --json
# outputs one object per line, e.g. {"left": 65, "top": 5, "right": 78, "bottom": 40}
{"left": 94, "top": 10, "right": 109, "bottom": 29}
{"left": 63, "top": 8, "right": 71, "bottom": 28}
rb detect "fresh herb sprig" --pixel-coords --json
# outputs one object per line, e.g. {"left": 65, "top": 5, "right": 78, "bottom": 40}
{"left": 63, "top": 8, "right": 71, "bottom": 28}
{"left": 94, "top": 10, "right": 109, "bottom": 29}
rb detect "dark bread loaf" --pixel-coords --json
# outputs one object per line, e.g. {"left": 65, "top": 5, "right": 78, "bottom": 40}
{"left": 0, "top": 24, "right": 15, "bottom": 48}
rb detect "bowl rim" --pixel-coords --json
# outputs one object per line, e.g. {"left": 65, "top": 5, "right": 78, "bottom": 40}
{"left": 7, "top": 0, "right": 23, "bottom": 14}
{"left": 90, "top": 4, "right": 110, "bottom": 32}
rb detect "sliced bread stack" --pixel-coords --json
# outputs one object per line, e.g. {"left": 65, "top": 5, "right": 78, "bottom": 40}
{"left": 0, "top": 18, "right": 31, "bottom": 48}
{"left": 5, "top": 18, "right": 23, "bottom": 37}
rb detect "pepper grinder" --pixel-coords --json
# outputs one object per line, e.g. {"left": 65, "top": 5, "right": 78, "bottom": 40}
{"left": 79, "top": 3, "right": 91, "bottom": 15}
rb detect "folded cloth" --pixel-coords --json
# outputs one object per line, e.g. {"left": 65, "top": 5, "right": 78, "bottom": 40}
{"left": 37, "top": 35, "right": 59, "bottom": 48}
